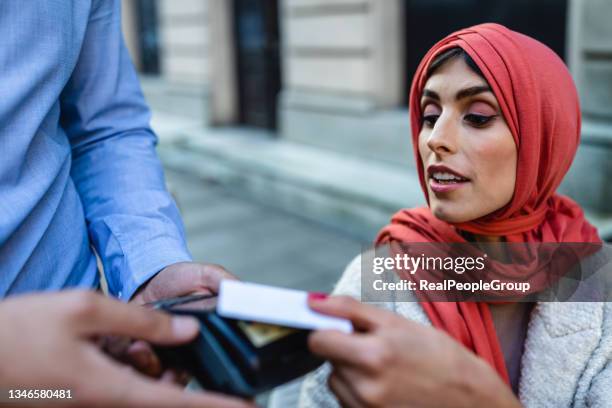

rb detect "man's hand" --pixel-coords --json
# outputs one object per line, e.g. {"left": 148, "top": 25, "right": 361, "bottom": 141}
{"left": 126, "top": 262, "right": 237, "bottom": 381}
{"left": 0, "top": 291, "right": 254, "bottom": 408}
{"left": 308, "top": 295, "right": 522, "bottom": 408}
{"left": 131, "top": 262, "right": 236, "bottom": 305}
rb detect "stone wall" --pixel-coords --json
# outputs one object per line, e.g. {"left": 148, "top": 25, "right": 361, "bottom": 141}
{"left": 155, "top": 0, "right": 237, "bottom": 125}
{"left": 560, "top": 0, "right": 612, "bottom": 214}
{"left": 282, "top": 0, "right": 398, "bottom": 101}
{"left": 281, "top": 0, "right": 403, "bottom": 106}
{"left": 278, "top": 0, "right": 412, "bottom": 166}
{"left": 158, "top": 0, "right": 209, "bottom": 85}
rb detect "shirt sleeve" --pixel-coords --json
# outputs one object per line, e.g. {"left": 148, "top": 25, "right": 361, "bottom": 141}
{"left": 60, "top": 0, "right": 192, "bottom": 301}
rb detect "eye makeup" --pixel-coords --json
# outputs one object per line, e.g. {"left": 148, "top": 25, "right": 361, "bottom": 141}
{"left": 422, "top": 103, "right": 441, "bottom": 127}
{"left": 464, "top": 101, "right": 500, "bottom": 127}
{"left": 467, "top": 101, "right": 498, "bottom": 117}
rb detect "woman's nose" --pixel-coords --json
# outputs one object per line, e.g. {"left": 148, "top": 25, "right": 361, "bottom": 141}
{"left": 426, "top": 115, "right": 457, "bottom": 155}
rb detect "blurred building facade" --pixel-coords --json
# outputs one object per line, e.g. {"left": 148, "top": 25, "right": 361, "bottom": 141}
{"left": 121, "top": 0, "right": 612, "bottom": 239}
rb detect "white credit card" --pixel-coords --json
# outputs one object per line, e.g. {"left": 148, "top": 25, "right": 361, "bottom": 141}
{"left": 217, "top": 280, "right": 353, "bottom": 333}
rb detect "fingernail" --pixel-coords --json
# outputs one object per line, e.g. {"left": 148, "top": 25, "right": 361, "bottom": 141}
{"left": 171, "top": 316, "right": 199, "bottom": 338}
{"left": 308, "top": 292, "right": 328, "bottom": 301}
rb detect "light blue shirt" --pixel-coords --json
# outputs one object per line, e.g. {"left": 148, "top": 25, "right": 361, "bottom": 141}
{"left": 0, "top": 0, "right": 192, "bottom": 300}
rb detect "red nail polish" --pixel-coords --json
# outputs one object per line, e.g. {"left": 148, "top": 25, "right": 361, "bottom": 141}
{"left": 308, "top": 292, "right": 328, "bottom": 301}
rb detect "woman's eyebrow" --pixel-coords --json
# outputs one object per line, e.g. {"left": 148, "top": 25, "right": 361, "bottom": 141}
{"left": 422, "top": 86, "right": 492, "bottom": 102}
{"left": 422, "top": 89, "right": 439, "bottom": 100}
{"left": 455, "top": 85, "right": 492, "bottom": 101}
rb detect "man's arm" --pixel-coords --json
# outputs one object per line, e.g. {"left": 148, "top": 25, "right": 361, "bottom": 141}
{"left": 61, "top": 0, "right": 191, "bottom": 301}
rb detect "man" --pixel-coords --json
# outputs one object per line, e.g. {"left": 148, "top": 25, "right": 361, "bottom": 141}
{"left": 0, "top": 0, "right": 242, "bottom": 404}
{"left": 0, "top": 2, "right": 218, "bottom": 303}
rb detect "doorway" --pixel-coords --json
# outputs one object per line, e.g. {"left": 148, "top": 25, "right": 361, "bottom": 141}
{"left": 233, "top": 0, "right": 281, "bottom": 130}
{"left": 135, "top": 0, "right": 160, "bottom": 75}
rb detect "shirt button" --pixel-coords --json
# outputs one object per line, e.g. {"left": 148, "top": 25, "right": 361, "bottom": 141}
{"left": 118, "top": 291, "right": 123, "bottom": 298}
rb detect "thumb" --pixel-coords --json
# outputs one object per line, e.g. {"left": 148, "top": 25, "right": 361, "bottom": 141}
{"left": 308, "top": 295, "right": 387, "bottom": 331}
{"left": 69, "top": 292, "right": 199, "bottom": 345}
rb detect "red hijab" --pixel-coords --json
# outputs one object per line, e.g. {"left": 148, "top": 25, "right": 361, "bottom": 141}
{"left": 375, "top": 23, "right": 601, "bottom": 384}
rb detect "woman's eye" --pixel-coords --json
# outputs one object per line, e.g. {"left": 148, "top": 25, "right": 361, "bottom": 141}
{"left": 464, "top": 114, "right": 495, "bottom": 127}
{"left": 422, "top": 115, "right": 439, "bottom": 127}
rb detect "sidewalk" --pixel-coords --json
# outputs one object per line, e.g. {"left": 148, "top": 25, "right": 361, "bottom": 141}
{"left": 165, "top": 168, "right": 366, "bottom": 292}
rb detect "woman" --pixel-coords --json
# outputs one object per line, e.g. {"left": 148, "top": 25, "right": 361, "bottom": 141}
{"left": 298, "top": 23, "right": 611, "bottom": 407}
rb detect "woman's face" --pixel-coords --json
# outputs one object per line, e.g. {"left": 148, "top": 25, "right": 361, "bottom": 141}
{"left": 418, "top": 56, "right": 517, "bottom": 223}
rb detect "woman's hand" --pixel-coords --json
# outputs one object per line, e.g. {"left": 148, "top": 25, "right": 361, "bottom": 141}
{"left": 308, "top": 295, "right": 521, "bottom": 408}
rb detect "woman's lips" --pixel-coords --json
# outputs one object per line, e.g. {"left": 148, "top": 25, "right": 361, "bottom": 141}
{"left": 429, "top": 177, "right": 469, "bottom": 193}
{"left": 427, "top": 164, "right": 470, "bottom": 193}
